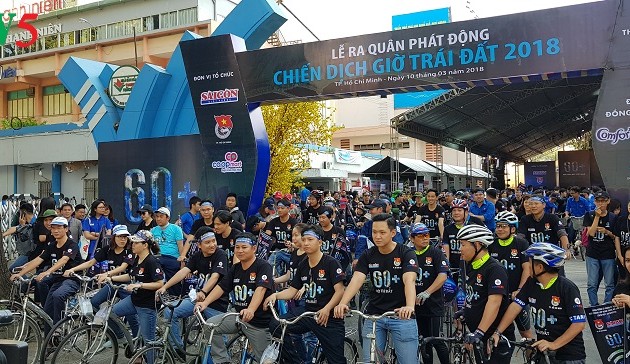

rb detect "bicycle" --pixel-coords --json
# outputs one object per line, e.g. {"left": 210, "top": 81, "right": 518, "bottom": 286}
{"left": 0, "top": 275, "right": 52, "bottom": 364}
{"left": 225, "top": 330, "right": 255, "bottom": 364}
{"left": 421, "top": 335, "right": 489, "bottom": 364}
{"left": 129, "top": 294, "right": 238, "bottom": 364}
{"left": 49, "top": 282, "right": 137, "bottom": 364}
{"left": 39, "top": 273, "right": 98, "bottom": 364}
{"left": 349, "top": 310, "right": 397, "bottom": 364}
{"left": 311, "top": 328, "right": 359, "bottom": 364}
{"left": 492, "top": 337, "right": 552, "bottom": 364}
{"left": 264, "top": 304, "right": 319, "bottom": 364}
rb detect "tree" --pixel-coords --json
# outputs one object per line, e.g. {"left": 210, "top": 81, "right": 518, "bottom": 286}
{"left": 261, "top": 102, "right": 339, "bottom": 195}
{"left": 567, "top": 130, "right": 592, "bottom": 150}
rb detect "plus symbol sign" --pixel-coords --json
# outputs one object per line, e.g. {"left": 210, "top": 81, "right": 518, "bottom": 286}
{"left": 391, "top": 275, "right": 400, "bottom": 284}
{"left": 508, "top": 263, "right": 516, "bottom": 270}
{"left": 177, "top": 182, "right": 197, "bottom": 205}
{"left": 471, "top": 292, "right": 480, "bottom": 300}
{"left": 247, "top": 289, "right": 254, "bottom": 297}
{"left": 547, "top": 315, "right": 557, "bottom": 325}
{"left": 423, "top": 271, "right": 431, "bottom": 278}
{"left": 544, "top": 234, "right": 551, "bottom": 241}
{"left": 316, "top": 286, "right": 324, "bottom": 294}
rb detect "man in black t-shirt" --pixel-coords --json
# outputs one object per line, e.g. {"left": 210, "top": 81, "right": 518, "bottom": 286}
{"left": 11, "top": 216, "right": 82, "bottom": 326}
{"left": 302, "top": 190, "right": 324, "bottom": 225}
{"left": 157, "top": 228, "right": 228, "bottom": 359}
{"left": 266, "top": 225, "right": 347, "bottom": 364}
{"left": 457, "top": 224, "right": 514, "bottom": 363}
{"left": 403, "top": 192, "right": 424, "bottom": 224}
{"left": 492, "top": 243, "right": 586, "bottom": 363}
{"left": 197, "top": 233, "right": 272, "bottom": 363}
{"left": 334, "top": 213, "right": 418, "bottom": 364}
{"left": 583, "top": 191, "right": 617, "bottom": 306}
{"left": 442, "top": 199, "right": 483, "bottom": 275}
{"left": 489, "top": 211, "right": 533, "bottom": 340}
{"left": 266, "top": 199, "right": 299, "bottom": 276}
{"left": 614, "top": 203, "right": 630, "bottom": 280}
{"left": 416, "top": 189, "right": 445, "bottom": 242}
{"left": 409, "top": 223, "right": 449, "bottom": 364}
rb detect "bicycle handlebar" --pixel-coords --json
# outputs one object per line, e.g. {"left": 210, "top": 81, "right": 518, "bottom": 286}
{"left": 349, "top": 310, "right": 397, "bottom": 321}
{"left": 71, "top": 273, "right": 98, "bottom": 282}
{"left": 194, "top": 309, "right": 240, "bottom": 328}
{"left": 268, "top": 303, "right": 318, "bottom": 324}
{"left": 157, "top": 292, "right": 185, "bottom": 309}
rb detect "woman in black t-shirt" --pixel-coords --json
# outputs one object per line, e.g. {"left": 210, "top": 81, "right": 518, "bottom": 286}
{"left": 108, "top": 230, "right": 164, "bottom": 347}
{"left": 64, "top": 225, "right": 134, "bottom": 312}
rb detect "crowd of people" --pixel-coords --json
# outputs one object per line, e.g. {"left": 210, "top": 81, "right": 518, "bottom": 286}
{"left": 1, "top": 184, "right": 629, "bottom": 364}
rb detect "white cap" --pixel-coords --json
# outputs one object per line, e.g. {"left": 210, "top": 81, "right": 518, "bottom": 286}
{"left": 50, "top": 216, "right": 68, "bottom": 226}
{"left": 155, "top": 207, "right": 170, "bottom": 216}
{"left": 112, "top": 225, "right": 130, "bottom": 236}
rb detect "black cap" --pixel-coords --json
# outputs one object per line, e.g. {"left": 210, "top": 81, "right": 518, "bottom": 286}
{"left": 485, "top": 188, "right": 498, "bottom": 199}
{"left": 366, "top": 199, "right": 387, "bottom": 209}
{"left": 137, "top": 204, "right": 153, "bottom": 214}
{"left": 594, "top": 191, "right": 610, "bottom": 199}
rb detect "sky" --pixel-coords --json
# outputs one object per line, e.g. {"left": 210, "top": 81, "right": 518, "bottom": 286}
{"left": 277, "top": 0, "right": 601, "bottom": 43}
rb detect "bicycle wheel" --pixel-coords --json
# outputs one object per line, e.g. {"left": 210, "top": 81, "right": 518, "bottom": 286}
{"left": 314, "top": 337, "right": 359, "bottom": 364}
{"left": 0, "top": 313, "right": 42, "bottom": 364}
{"left": 39, "top": 314, "right": 88, "bottom": 364}
{"left": 50, "top": 324, "right": 118, "bottom": 364}
{"left": 128, "top": 345, "right": 175, "bottom": 364}
{"left": 227, "top": 334, "right": 253, "bottom": 364}
{"left": 184, "top": 315, "right": 205, "bottom": 356}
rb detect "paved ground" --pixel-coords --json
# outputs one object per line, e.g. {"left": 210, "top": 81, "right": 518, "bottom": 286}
{"left": 344, "top": 257, "right": 603, "bottom": 363}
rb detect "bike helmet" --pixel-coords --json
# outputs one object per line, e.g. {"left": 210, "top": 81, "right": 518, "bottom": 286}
{"left": 442, "top": 276, "right": 457, "bottom": 302}
{"left": 451, "top": 198, "right": 469, "bottom": 210}
{"left": 495, "top": 211, "right": 519, "bottom": 227}
{"left": 456, "top": 224, "right": 494, "bottom": 247}
{"left": 410, "top": 223, "right": 430, "bottom": 236}
{"left": 523, "top": 243, "right": 566, "bottom": 268}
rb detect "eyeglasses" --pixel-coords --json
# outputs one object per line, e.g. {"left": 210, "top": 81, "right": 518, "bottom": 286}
{"left": 496, "top": 224, "right": 511, "bottom": 229}
{"left": 115, "top": 235, "right": 129, "bottom": 238}
{"left": 411, "top": 233, "right": 430, "bottom": 238}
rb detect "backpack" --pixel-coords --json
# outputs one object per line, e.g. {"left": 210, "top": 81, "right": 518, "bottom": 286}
{"left": 15, "top": 224, "right": 35, "bottom": 256}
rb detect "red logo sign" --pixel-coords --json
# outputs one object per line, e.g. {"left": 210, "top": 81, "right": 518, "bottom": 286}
{"left": 214, "top": 115, "right": 234, "bottom": 140}
{"left": 0, "top": 13, "right": 38, "bottom": 47}
{"left": 225, "top": 152, "right": 238, "bottom": 162}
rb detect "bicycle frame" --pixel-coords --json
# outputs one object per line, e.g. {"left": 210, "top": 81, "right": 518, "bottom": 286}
{"left": 194, "top": 308, "right": 240, "bottom": 363}
{"left": 350, "top": 310, "right": 397, "bottom": 364}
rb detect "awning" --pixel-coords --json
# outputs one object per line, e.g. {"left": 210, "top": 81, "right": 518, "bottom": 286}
{"left": 395, "top": 73, "right": 601, "bottom": 163}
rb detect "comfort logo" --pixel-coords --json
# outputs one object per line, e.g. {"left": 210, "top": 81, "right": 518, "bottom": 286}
{"left": 594, "top": 319, "right": 604, "bottom": 330}
{"left": 200, "top": 88, "right": 239, "bottom": 105}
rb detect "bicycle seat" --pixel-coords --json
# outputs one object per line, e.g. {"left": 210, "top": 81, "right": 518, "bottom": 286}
{"left": 0, "top": 311, "right": 13, "bottom": 327}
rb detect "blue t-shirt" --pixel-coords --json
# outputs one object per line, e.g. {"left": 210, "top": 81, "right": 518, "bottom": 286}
{"left": 151, "top": 223, "right": 184, "bottom": 258}
{"left": 469, "top": 199, "right": 496, "bottom": 231}
{"left": 566, "top": 197, "right": 591, "bottom": 217}
{"left": 81, "top": 215, "right": 113, "bottom": 258}
{"left": 180, "top": 211, "right": 200, "bottom": 235}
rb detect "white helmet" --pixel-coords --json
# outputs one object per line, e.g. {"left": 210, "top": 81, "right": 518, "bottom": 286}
{"left": 495, "top": 211, "right": 519, "bottom": 227}
{"left": 456, "top": 224, "right": 494, "bottom": 247}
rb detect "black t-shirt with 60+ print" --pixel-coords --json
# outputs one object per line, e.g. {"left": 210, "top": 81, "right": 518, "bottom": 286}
{"left": 355, "top": 243, "right": 418, "bottom": 314}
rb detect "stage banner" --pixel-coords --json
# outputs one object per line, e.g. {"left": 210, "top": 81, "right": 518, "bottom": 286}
{"left": 99, "top": 135, "right": 202, "bottom": 225}
{"left": 592, "top": 2, "right": 630, "bottom": 203}
{"left": 180, "top": 34, "right": 270, "bottom": 216}
{"left": 235, "top": 1, "right": 615, "bottom": 103}
{"left": 524, "top": 161, "right": 555, "bottom": 188}
{"left": 585, "top": 303, "right": 626, "bottom": 364}
{"left": 558, "top": 151, "right": 591, "bottom": 188}
{"left": 392, "top": 7, "right": 451, "bottom": 109}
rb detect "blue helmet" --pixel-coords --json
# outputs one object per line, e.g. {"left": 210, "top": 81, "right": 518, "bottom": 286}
{"left": 442, "top": 276, "right": 457, "bottom": 302}
{"left": 524, "top": 243, "right": 566, "bottom": 268}
{"left": 410, "top": 223, "right": 430, "bottom": 236}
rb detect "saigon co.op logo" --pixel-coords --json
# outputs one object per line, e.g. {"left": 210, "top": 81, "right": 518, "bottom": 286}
{"left": 212, "top": 152, "right": 242, "bottom": 173}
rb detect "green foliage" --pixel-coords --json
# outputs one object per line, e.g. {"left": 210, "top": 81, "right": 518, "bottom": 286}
{"left": 0, "top": 117, "right": 46, "bottom": 130}
{"left": 262, "top": 102, "right": 340, "bottom": 195}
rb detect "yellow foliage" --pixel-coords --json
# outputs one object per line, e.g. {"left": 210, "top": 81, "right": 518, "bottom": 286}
{"left": 262, "top": 102, "right": 340, "bottom": 196}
